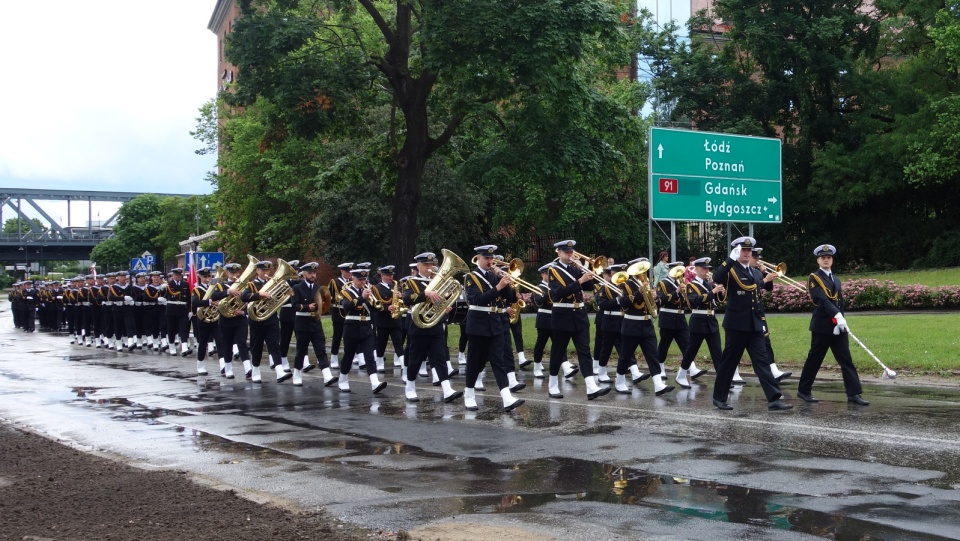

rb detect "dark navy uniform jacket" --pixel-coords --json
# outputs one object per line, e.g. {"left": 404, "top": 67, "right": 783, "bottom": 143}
{"left": 548, "top": 260, "right": 596, "bottom": 333}
{"left": 713, "top": 258, "right": 767, "bottom": 333}
{"left": 687, "top": 277, "right": 720, "bottom": 335}
{"left": 807, "top": 269, "right": 844, "bottom": 335}
{"left": 290, "top": 280, "right": 324, "bottom": 333}
{"left": 464, "top": 267, "right": 516, "bottom": 337}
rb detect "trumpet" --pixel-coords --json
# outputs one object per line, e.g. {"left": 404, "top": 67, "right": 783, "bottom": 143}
{"left": 756, "top": 260, "right": 806, "bottom": 292}
{"left": 363, "top": 283, "right": 385, "bottom": 310}
{"left": 569, "top": 250, "right": 623, "bottom": 296}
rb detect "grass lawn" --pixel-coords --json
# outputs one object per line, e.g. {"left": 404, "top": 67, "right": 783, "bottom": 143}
{"left": 839, "top": 267, "right": 960, "bottom": 287}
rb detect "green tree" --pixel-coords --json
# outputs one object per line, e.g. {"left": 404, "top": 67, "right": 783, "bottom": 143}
{"left": 153, "top": 195, "right": 217, "bottom": 262}
{"left": 89, "top": 194, "right": 192, "bottom": 268}
{"left": 652, "top": 0, "right": 960, "bottom": 270}
{"left": 3, "top": 217, "right": 47, "bottom": 235}
{"left": 222, "top": 0, "right": 643, "bottom": 266}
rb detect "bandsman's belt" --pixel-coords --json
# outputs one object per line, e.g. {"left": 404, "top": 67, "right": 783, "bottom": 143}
{"left": 167, "top": 301, "right": 187, "bottom": 305}
{"left": 537, "top": 309, "right": 552, "bottom": 314}
{"left": 134, "top": 302, "right": 143, "bottom": 306}
{"left": 81, "top": 302, "right": 91, "bottom": 306}
{"left": 659, "top": 308, "right": 683, "bottom": 314}
{"left": 295, "top": 311, "right": 315, "bottom": 317}
{"left": 469, "top": 306, "right": 504, "bottom": 314}
{"left": 281, "top": 305, "right": 292, "bottom": 310}
{"left": 604, "top": 311, "right": 624, "bottom": 317}
{"left": 345, "top": 315, "right": 370, "bottom": 321}
{"left": 552, "top": 302, "right": 583, "bottom": 309}
{"left": 623, "top": 314, "right": 652, "bottom": 321}
{"left": 691, "top": 309, "right": 715, "bottom": 316}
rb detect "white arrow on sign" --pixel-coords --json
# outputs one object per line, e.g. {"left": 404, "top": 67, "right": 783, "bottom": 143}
{"left": 767, "top": 197, "right": 778, "bottom": 204}
{"left": 141, "top": 251, "right": 152, "bottom": 258}
{"left": 199, "top": 255, "right": 209, "bottom": 268}
{"left": 657, "top": 144, "right": 664, "bottom": 159}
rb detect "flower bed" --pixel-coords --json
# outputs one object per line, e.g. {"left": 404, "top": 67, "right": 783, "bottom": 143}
{"left": 761, "top": 279, "right": 960, "bottom": 312}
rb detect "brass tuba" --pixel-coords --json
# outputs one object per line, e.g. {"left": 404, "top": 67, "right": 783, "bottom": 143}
{"left": 248, "top": 259, "right": 298, "bottom": 322}
{"left": 217, "top": 255, "right": 259, "bottom": 317}
{"left": 411, "top": 249, "right": 468, "bottom": 329}
{"left": 196, "top": 265, "right": 226, "bottom": 324}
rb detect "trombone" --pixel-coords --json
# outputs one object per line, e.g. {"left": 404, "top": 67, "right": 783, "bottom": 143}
{"left": 569, "top": 250, "right": 623, "bottom": 296}
{"left": 757, "top": 260, "right": 806, "bottom": 292}
{"left": 471, "top": 255, "right": 542, "bottom": 294}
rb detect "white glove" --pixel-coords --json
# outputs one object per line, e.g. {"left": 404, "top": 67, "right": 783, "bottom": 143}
{"left": 729, "top": 245, "right": 741, "bottom": 260}
{"left": 124, "top": 295, "right": 133, "bottom": 303}
{"left": 158, "top": 297, "right": 168, "bottom": 305}
{"left": 26, "top": 296, "right": 33, "bottom": 300}
{"left": 833, "top": 313, "right": 849, "bottom": 335}
{"left": 56, "top": 296, "right": 63, "bottom": 300}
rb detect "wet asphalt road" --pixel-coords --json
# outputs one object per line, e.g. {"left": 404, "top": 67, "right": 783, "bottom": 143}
{"left": 1, "top": 308, "right": 959, "bottom": 540}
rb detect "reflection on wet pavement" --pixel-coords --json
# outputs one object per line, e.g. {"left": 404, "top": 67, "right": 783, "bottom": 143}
{"left": 1, "top": 331, "right": 959, "bottom": 540}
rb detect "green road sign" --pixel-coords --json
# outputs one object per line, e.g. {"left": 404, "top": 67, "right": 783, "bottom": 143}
{"left": 649, "top": 127, "right": 782, "bottom": 223}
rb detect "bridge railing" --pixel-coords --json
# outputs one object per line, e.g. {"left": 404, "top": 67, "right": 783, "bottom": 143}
{"left": 0, "top": 231, "right": 116, "bottom": 244}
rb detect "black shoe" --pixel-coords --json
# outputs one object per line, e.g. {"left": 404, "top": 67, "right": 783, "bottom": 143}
{"left": 796, "top": 392, "right": 819, "bottom": 403}
{"left": 220, "top": 368, "right": 226, "bottom": 376}
{"left": 432, "top": 380, "right": 441, "bottom": 386}
{"left": 443, "top": 391, "right": 463, "bottom": 403}
{"left": 587, "top": 386, "right": 611, "bottom": 400}
{"left": 690, "top": 369, "right": 708, "bottom": 379}
{"left": 776, "top": 371, "right": 793, "bottom": 381}
{"left": 633, "top": 373, "right": 651, "bottom": 384}
{"left": 549, "top": 392, "right": 564, "bottom": 399}
{"left": 406, "top": 396, "right": 420, "bottom": 403}
{"left": 277, "top": 372, "right": 292, "bottom": 383}
{"left": 768, "top": 399, "right": 793, "bottom": 411}
{"left": 564, "top": 366, "right": 580, "bottom": 379}
{"left": 323, "top": 377, "right": 337, "bottom": 387}
{"left": 503, "top": 399, "right": 525, "bottom": 412}
{"left": 655, "top": 385, "right": 675, "bottom": 396}
{"left": 449, "top": 368, "right": 460, "bottom": 377}
{"left": 245, "top": 370, "right": 252, "bottom": 380}
{"left": 284, "top": 369, "right": 292, "bottom": 373}
{"left": 713, "top": 399, "right": 733, "bottom": 410}
{"left": 302, "top": 364, "right": 315, "bottom": 373}
{"left": 848, "top": 394, "right": 870, "bottom": 406}
{"left": 372, "top": 382, "right": 387, "bottom": 394}
{"left": 518, "top": 360, "right": 532, "bottom": 369}
{"left": 510, "top": 382, "right": 526, "bottom": 392}
{"left": 465, "top": 403, "right": 479, "bottom": 411}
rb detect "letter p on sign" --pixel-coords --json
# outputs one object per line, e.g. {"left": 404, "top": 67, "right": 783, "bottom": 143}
{"left": 659, "top": 178, "right": 678, "bottom": 194}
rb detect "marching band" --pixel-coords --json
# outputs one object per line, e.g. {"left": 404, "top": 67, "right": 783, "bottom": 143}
{"left": 7, "top": 235, "right": 872, "bottom": 412}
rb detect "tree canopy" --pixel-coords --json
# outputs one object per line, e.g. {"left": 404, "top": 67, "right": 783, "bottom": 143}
{"left": 649, "top": 0, "right": 960, "bottom": 270}
{"left": 209, "top": 0, "right": 652, "bottom": 269}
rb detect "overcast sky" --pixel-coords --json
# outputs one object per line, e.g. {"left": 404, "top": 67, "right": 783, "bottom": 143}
{"left": 0, "top": 1, "right": 218, "bottom": 226}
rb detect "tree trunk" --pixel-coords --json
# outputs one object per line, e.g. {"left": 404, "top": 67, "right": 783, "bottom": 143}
{"left": 387, "top": 97, "right": 430, "bottom": 268}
